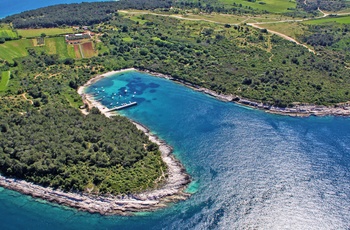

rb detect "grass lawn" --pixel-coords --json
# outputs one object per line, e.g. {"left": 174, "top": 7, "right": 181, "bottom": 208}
{"left": 303, "top": 15, "right": 350, "bottom": 25}
{"left": 0, "top": 71, "right": 10, "bottom": 91}
{"left": 218, "top": 0, "right": 296, "bottom": 13}
{"left": 17, "top": 28, "right": 74, "bottom": 38}
{"left": 0, "top": 39, "right": 33, "bottom": 63}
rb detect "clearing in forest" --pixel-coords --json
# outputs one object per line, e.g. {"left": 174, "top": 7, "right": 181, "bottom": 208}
{"left": 304, "top": 15, "right": 350, "bottom": 25}
{"left": 17, "top": 28, "right": 74, "bottom": 38}
{"left": 0, "top": 39, "right": 33, "bottom": 63}
{"left": 0, "top": 71, "right": 10, "bottom": 91}
{"left": 218, "top": 0, "right": 296, "bottom": 13}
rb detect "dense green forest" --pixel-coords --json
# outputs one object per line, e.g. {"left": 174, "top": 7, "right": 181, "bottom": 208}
{"left": 0, "top": 34, "right": 167, "bottom": 194}
{"left": 0, "top": 104, "right": 166, "bottom": 194}
{"left": 297, "top": 0, "right": 350, "bottom": 13}
{"left": 90, "top": 14, "right": 348, "bottom": 106}
{"left": 1, "top": 0, "right": 172, "bottom": 29}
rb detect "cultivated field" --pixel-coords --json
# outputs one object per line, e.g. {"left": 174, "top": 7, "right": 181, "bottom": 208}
{"left": 0, "top": 39, "right": 33, "bottom": 63}
{"left": 17, "top": 28, "right": 74, "bottom": 38}
{"left": 33, "top": 37, "right": 72, "bottom": 59}
{"left": 218, "top": 0, "right": 296, "bottom": 13}
{"left": 0, "top": 71, "right": 10, "bottom": 91}
{"left": 303, "top": 15, "right": 350, "bottom": 25}
{"left": 81, "top": 42, "right": 96, "bottom": 58}
{"left": 73, "top": 44, "right": 82, "bottom": 58}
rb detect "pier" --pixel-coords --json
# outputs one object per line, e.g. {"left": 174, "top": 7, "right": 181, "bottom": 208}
{"left": 107, "top": 102, "right": 137, "bottom": 112}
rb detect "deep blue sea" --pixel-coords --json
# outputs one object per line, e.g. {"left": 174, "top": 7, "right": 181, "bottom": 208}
{"left": 1, "top": 70, "right": 349, "bottom": 229}
{"left": 0, "top": 0, "right": 108, "bottom": 19}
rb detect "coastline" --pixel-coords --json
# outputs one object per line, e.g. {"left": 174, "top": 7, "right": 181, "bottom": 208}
{"left": 137, "top": 68, "right": 350, "bottom": 117}
{"left": 2, "top": 67, "right": 349, "bottom": 216}
{"left": 0, "top": 68, "right": 191, "bottom": 216}
{"left": 0, "top": 123, "right": 191, "bottom": 215}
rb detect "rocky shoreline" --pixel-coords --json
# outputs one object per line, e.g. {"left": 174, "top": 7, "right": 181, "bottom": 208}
{"left": 138, "top": 68, "right": 350, "bottom": 117}
{"left": 0, "top": 68, "right": 191, "bottom": 216}
{"left": 0, "top": 125, "right": 191, "bottom": 215}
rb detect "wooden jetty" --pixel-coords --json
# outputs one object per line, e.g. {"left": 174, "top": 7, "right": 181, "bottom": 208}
{"left": 107, "top": 102, "right": 137, "bottom": 112}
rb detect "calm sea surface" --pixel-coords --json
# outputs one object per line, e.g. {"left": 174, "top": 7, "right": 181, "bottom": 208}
{"left": 1, "top": 70, "right": 349, "bottom": 229}
{"left": 0, "top": 0, "right": 107, "bottom": 18}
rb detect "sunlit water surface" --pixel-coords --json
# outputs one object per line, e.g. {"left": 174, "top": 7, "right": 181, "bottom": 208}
{"left": 1, "top": 71, "right": 350, "bottom": 229}
{"left": 0, "top": 0, "right": 107, "bottom": 18}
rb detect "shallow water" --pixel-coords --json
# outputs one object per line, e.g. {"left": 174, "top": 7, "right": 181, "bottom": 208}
{"left": 0, "top": 0, "right": 106, "bottom": 18}
{"left": 1, "top": 71, "right": 350, "bottom": 229}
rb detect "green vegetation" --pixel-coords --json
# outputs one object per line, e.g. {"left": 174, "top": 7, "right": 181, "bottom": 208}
{"left": 0, "top": 71, "right": 10, "bottom": 91}
{"left": 304, "top": 15, "right": 350, "bottom": 25}
{"left": 0, "top": 105, "right": 166, "bottom": 194}
{"left": 1, "top": 0, "right": 173, "bottom": 29}
{"left": 297, "top": 0, "right": 350, "bottom": 13}
{"left": 218, "top": 0, "right": 296, "bottom": 13}
{"left": 42, "top": 37, "right": 71, "bottom": 59}
{"left": 93, "top": 13, "right": 349, "bottom": 106}
{"left": 0, "top": 39, "right": 33, "bottom": 63}
{"left": 0, "top": 47, "right": 167, "bottom": 194}
{"left": 0, "top": 28, "right": 17, "bottom": 39}
{"left": 1, "top": 0, "right": 350, "bottom": 196}
{"left": 17, "top": 28, "right": 74, "bottom": 38}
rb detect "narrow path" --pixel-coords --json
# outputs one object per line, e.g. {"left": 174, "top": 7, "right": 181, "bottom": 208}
{"left": 79, "top": 44, "right": 84, "bottom": 58}
{"left": 21, "top": 93, "right": 33, "bottom": 105}
{"left": 119, "top": 10, "right": 230, "bottom": 25}
{"left": 120, "top": 9, "right": 350, "bottom": 55}
{"left": 247, "top": 23, "right": 316, "bottom": 54}
{"left": 318, "top": 7, "right": 329, "bottom": 17}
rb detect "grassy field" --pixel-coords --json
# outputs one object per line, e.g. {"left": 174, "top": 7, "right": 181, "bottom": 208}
{"left": 0, "top": 71, "right": 10, "bottom": 91}
{"left": 95, "top": 42, "right": 109, "bottom": 55}
{"left": 44, "top": 37, "right": 70, "bottom": 57}
{"left": 303, "top": 15, "right": 350, "bottom": 25}
{"left": 218, "top": 0, "right": 296, "bottom": 13}
{"left": 120, "top": 10, "right": 299, "bottom": 25}
{"left": 17, "top": 28, "right": 74, "bottom": 38}
{"left": 0, "top": 39, "right": 33, "bottom": 63}
{"left": 33, "top": 37, "right": 72, "bottom": 59}
{"left": 67, "top": 45, "right": 76, "bottom": 58}
{"left": 259, "top": 22, "right": 307, "bottom": 39}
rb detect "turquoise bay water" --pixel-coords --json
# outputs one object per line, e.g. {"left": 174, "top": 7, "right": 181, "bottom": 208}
{"left": 1, "top": 70, "right": 350, "bottom": 229}
{"left": 0, "top": 0, "right": 107, "bottom": 19}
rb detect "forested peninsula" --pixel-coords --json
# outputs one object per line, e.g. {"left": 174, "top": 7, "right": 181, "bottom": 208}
{"left": 0, "top": 0, "right": 350, "bottom": 214}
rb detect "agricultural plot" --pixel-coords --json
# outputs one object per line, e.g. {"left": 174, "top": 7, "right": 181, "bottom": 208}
{"left": 17, "top": 28, "right": 74, "bottom": 38}
{"left": 81, "top": 42, "right": 96, "bottom": 58}
{"left": 35, "top": 37, "right": 71, "bottom": 59}
{"left": 218, "top": 0, "right": 296, "bottom": 13}
{"left": 73, "top": 44, "right": 82, "bottom": 58}
{"left": 0, "top": 39, "right": 33, "bottom": 63}
{"left": 0, "top": 71, "right": 10, "bottom": 91}
{"left": 303, "top": 15, "right": 350, "bottom": 25}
